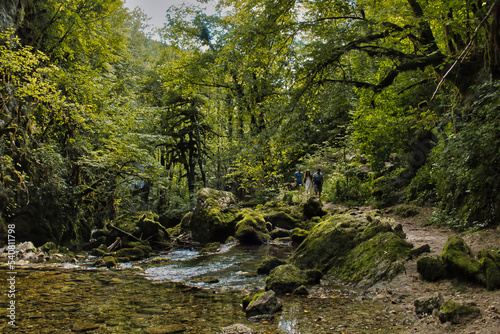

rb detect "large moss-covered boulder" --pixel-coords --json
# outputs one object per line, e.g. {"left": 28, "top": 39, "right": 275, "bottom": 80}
{"left": 234, "top": 209, "right": 270, "bottom": 245}
{"left": 440, "top": 236, "right": 484, "bottom": 284}
{"left": 181, "top": 188, "right": 239, "bottom": 244}
{"left": 338, "top": 232, "right": 413, "bottom": 287}
{"left": 291, "top": 213, "right": 413, "bottom": 287}
{"left": 265, "top": 264, "right": 309, "bottom": 294}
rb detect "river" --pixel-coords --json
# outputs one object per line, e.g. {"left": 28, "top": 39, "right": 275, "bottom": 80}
{"left": 0, "top": 243, "right": 409, "bottom": 333}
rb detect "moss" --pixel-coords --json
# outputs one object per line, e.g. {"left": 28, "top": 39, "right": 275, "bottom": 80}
{"left": 360, "top": 219, "right": 393, "bottom": 241}
{"left": 337, "top": 232, "right": 413, "bottom": 286}
{"left": 270, "top": 228, "right": 290, "bottom": 239}
{"left": 417, "top": 256, "right": 447, "bottom": 282}
{"left": 94, "top": 256, "right": 117, "bottom": 268}
{"left": 261, "top": 209, "right": 301, "bottom": 230}
{"left": 91, "top": 248, "right": 108, "bottom": 257}
{"left": 293, "top": 285, "right": 309, "bottom": 296}
{"left": 234, "top": 209, "right": 270, "bottom": 245}
{"left": 181, "top": 189, "right": 239, "bottom": 244}
{"left": 479, "top": 257, "right": 500, "bottom": 291}
{"left": 291, "top": 214, "right": 363, "bottom": 272}
{"left": 265, "top": 264, "right": 308, "bottom": 294}
{"left": 199, "top": 242, "right": 221, "bottom": 254}
{"left": 115, "top": 247, "right": 145, "bottom": 261}
{"left": 257, "top": 257, "right": 287, "bottom": 275}
{"left": 290, "top": 228, "right": 308, "bottom": 244}
{"left": 440, "top": 236, "right": 484, "bottom": 284}
{"left": 302, "top": 197, "right": 326, "bottom": 219}
{"left": 40, "top": 241, "right": 57, "bottom": 252}
{"left": 242, "top": 291, "right": 265, "bottom": 310}
{"left": 438, "top": 300, "right": 480, "bottom": 324}
{"left": 304, "top": 269, "right": 323, "bottom": 284}
{"left": 392, "top": 204, "right": 420, "bottom": 217}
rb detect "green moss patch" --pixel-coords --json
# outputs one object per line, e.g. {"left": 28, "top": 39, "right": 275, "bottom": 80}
{"left": 265, "top": 264, "right": 308, "bottom": 294}
{"left": 440, "top": 236, "right": 484, "bottom": 284}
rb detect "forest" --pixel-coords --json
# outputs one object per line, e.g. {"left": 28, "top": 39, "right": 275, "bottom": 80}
{"left": 1, "top": 0, "right": 499, "bottom": 248}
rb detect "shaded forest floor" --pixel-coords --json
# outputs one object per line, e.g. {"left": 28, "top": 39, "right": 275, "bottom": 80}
{"left": 322, "top": 203, "right": 500, "bottom": 333}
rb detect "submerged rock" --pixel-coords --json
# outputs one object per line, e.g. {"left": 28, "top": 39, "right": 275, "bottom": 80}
{"left": 221, "top": 324, "right": 254, "bottom": 334}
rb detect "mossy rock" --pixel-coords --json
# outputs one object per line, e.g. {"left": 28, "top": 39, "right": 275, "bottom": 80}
{"left": 150, "top": 257, "right": 171, "bottom": 264}
{"left": 265, "top": 264, "right": 308, "bottom": 294}
{"left": 82, "top": 236, "right": 107, "bottom": 251}
{"left": 302, "top": 197, "right": 326, "bottom": 219}
{"left": 262, "top": 211, "right": 300, "bottom": 230}
{"left": 417, "top": 256, "right": 447, "bottom": 282}
{"left": 440, "top": 236, "right": 484, "bottom": 284}
{"left": 40, "top": 241, "right": 57, "bottom": 252}
{"left": 291, "top": 214, "right": 362, "bottom": 272}
{"left": 438, "top": 300, "right": 480, "bottom": 324}
{"left": 199, "top": 242, "right": 221, "bottom": 254}
{"left": 234, "top": 209, "right": 270, "bottom": 245}
{"left": 242, "top": 292, "right": 264, "bottom": 310}
{"left": 115, "top": 247, "right": 145, "bottom": 261}
{"left": 414, "top": 293, "right": 443, "bottom": 315}
{"left": 181, "top": 188, "right": 239, "bottom": 244}
{"left": 392, "top": 204, "right": 420, "bottom": 217}
{"left": 190, "top": 276, "right": 220, "bottom": 284}
{"left": 360, "top": 219, "right": 393, "bottom": 241}
{"left": 91, "top": 248, "right": 109, "bottom": 257}
{"left": 479, "top": 257, "right": 500, "bottom": 291}
{"left": 336, "top": 232, "right": 413, "bottom": 287}
{"left": 94, "top": 256, "right": 117, "bottom": 268}
{"left": 257, "top": 256, "right": 287, "bottom": 275}
{"left": 293, "top": 285, "right": 309, "bottom": 296}
{"left": 270, "top": 228, "right": 291, "bottom": 239}
{"left": 290, "top": 228, "right": 309, "bottom": 244}
{"left": 304, "top": 269, "right": 323, "bottom": 284}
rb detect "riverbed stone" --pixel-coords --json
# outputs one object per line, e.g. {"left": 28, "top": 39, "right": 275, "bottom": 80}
{"left": 290, "top": 228, "right": 309, "bottom": 244}
{"left": 478, "top": 247, "right": 500, "bottom": 290}
{"left": 146, "top": 324, "right": 186, "bottom": 334}
{"left": 221, "top": 324, "right": 254, "bottom": 334}
{"left": 115, "top": 247, "right": 145, "bottom": 261}
{"left": 245, "top": 290, "right": 282, "bottom": 317}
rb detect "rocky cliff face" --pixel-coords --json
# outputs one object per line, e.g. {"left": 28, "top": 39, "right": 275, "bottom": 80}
{"left": 0, "top": 0, "right": 21, "bottom": 31}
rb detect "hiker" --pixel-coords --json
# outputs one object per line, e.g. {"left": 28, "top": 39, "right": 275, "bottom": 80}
{"left": 304, "top": 169, "right": 313, "bottom": 196}
{"left": 312, "top": 168, "right": 323, "bottom": 199}
{"left": 294, "top": 167, "right": 304, "bottom": 192}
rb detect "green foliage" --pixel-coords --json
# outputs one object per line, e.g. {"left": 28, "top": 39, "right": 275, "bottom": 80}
{"left": 429, "top": 81, "right": 500, "bottom": 229}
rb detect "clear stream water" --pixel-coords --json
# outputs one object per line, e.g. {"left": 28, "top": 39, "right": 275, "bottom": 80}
{"left": 0, "top": 243, "right": 410, "bottom": 333}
